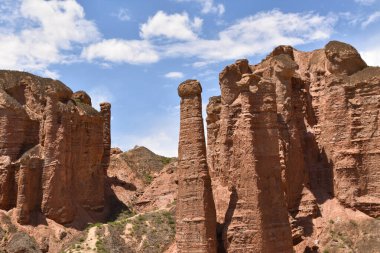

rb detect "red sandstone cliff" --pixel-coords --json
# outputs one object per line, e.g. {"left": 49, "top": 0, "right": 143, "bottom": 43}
{"left": 205, "top": 40, "right": 380, "bottom": 252}
{"left": 0, "top": 71, "right": 108, "bottom": 225}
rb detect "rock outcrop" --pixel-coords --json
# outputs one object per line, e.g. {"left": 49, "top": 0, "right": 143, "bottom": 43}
{"left": 205, "top": 40, "right": 380, "bottom": 251}
{"left": 176, "top": 80, "right": 217, "bottom": 253}
{"left": 0, "top": 70, "right": 108, "bottom": 225}
{"left": 100, "top": 102, "right": 111, "bottom": 174}
{"left": 205, "top": 62, "right": 293, "bottom": 252}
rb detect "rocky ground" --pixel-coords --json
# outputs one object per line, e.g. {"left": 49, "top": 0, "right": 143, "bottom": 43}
{"left": 0, "top": 146, "right": 178, "bottom": 253}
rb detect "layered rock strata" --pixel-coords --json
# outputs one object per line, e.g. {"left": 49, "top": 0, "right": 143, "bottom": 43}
{"left": 100, "top": 102, "right": 111, "bottom": 174}
{"left": 206, "top": 63, "right": 293, "bottom": 252}
{"left": 176, "top": 80, "right": 217, "bottom": 253}
{"left": 206, "top": 40, "right": 380, "bottom": 250}
{"left": 0, "top": 71, "right": 107, "bottom": 225}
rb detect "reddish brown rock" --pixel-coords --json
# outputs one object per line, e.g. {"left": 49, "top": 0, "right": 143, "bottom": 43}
{"left": 176, "top": 80, "right": 217, "bottom": 253}
{"left": 205, "top": 40, "right": 380, "bottom": 252}
{"left": 0, "top": 70, "right": 107, "bottom": 225}
{"left": 206, "top": 64, "right": 293, "bottom": 252}
{"left": 100, "top": 102, "right": 111, "bottom": 174}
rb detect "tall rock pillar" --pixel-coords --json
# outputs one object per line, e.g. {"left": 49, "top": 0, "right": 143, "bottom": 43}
{"left": 100, "top": 102, "right": 111, "bottom": 174}
{"left": 176, "top": 80, "right": 217, "bottom": 253}
{"left": 223, "top": 74, "right": 293, "bottom": 253}
{"left": 41, "top": 93, "right": 75, "bottom": 224}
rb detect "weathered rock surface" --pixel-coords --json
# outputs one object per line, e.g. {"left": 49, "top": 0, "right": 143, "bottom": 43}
{"left": 206, "top": 62, "right": 293, "bottom": 252}
{"left": 176, "top": 80, "right": 217, "bottom": 253}
{"left": 0, "top": 70, "right": 108, "bottom": 225}
{"left": 205, "top": 40, "right": 380, "bottom": 252}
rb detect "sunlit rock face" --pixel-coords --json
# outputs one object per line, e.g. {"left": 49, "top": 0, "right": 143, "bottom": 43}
{"left": 176, "top": 80, "right": 217, "bottom": 253}
{"left": 0, "top": 70, "right": 108, "bottom": 225}
{"left": 204, "top": 40, "right": 379, "bottom": 251}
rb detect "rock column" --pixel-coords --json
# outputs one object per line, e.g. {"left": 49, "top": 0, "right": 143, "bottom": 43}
{"left": 176, "top": 80, "right": 217, "bottom": 253}
{"left": 41, "top": 93, "right": 75, "bottom": 224}
{"left": 16, "top": 155, "right": 43, "bottom": 224}
{"left": 100, "top": 102, "right": 111, "bottom": 174}
{"left": 224, "top": 74, "right": 293, "bottom": 253}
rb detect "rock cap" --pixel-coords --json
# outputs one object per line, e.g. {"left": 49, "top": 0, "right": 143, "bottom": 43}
{"left": 100, "top": 102, "right": 111, "bottom": 111}
{"left": 72, "top": 91, "right": 92, "bottom": 105}
{"left": 178, "top": 79, "right": 202, "bottom": 98}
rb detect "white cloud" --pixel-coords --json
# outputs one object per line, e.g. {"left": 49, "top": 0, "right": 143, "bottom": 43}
{"left": 176, "top": 0, "right": 225, "bottom": 16}
{"left": 163, "top": 10, "right": 336, "bottom": 63}
{"left": 83, "top": 10, "right": 337, "bottom": 67}
{"left": 354, "top": 0, "right": 376, "bottom": 5}
{"left": 81, "top": 39, "right": 159, "bottom": 64}
{"left": 0, "top": 0, "right": 99, "bottom": 75}
{"left": 361, "top": 47, "right": 380, "bottom": 66}
{"left": 114, "top": 8, "right": 131, "bottom": 21}
{"left": 165, "top": 72, "right": 184, "bottom": 79}
{"left": 140, "top": 11, "right": 203, "bottom": 41}
{"left": 361, "top": 11, "right": 380, "bottom": 27}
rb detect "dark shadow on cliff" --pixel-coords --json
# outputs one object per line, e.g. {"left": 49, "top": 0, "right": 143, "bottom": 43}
{"left": 304, "top": 132, "right": 334, "bottom": 205}
{"left": 104, "top": 176, "right": 131, "bottom": 222}
{"left": 108, "top": 175, "right": 137, "bottom": 191}
{"left": 217, "top": 186, "right": 237, "bottom": 253}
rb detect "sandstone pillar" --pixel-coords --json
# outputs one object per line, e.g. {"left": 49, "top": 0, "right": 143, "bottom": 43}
{"left": 272, "top": 54, "right": 307, "bottom": 211}
{"left": 224, "top": 74, "right": 293, "bottom": 253}
{"left": 176, "top": 80, "right": 217, "bottom": 253}
{"left": 41, "top": 93, "right": 75, "bottom": 224}
{"left": 100, "top": 102, "right": 111, "bottom": 175}
{"left": 16, "top": 156, "right": 43, "bottom": 224}
{"left": 0, "top": 156, "right": 15, "bottom": 210}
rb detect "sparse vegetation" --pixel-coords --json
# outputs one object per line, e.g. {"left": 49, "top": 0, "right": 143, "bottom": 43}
{"left": 160, "top": 156, "right": 172, "bottom": 165}
{"left": 322, "top": 219, "right": 380, "bottom": 252}
{"left": 142, "top": 171, "right": 153, "bottom": 184}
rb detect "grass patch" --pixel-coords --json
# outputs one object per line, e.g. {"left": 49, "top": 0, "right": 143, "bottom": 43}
{"left": 160, "top": 156, "right": 172, "bottom": 165}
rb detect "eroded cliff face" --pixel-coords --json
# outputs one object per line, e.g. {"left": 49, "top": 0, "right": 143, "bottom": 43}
{"left": 0, "top": 70, "right": 108, "bottom": 225}
{"left": 206, "top": 61, "right": 293, "bottom": 252}
{"left": 205, "top": 40, "right": 380, "bottom": 251}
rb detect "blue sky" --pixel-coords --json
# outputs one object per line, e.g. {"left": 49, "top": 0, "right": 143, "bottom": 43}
{"left": 0, "top": 0, "right": 380, "bottom": 156}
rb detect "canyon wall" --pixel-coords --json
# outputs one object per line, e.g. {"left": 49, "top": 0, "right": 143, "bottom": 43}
{"left": 204, "top": 41, "right": 380, "bottom": 252}
{"left": 0, "top": 71, "right": 108, "bottom": 225}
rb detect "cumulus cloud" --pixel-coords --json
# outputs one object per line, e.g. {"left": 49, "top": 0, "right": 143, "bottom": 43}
{"left": 81, "top": 39, "right": 159, "bottom": 64}
{"left": 1, "top": 2, "right": 338, "bottom": 70}
{"left": 175, "top": 0, "right": 225, "bottom": 16}
{"left": 165, "top": 72, "right": 184, "bottom": 79}
{"left": 85, "top": 10, "right": 336, "bottom": 66}
{"left": 163, "top": 10, "right": 337, "bottom": 62}
{"left": 0, "top": 0, "right": 99, "bottom": 75}
{"left": 140, "top": 11, "right": 203, "bottom": 41}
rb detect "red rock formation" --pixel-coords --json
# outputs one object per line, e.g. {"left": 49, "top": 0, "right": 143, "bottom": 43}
{"left": 176, "top": 80, "right": 217, "bottom": 253}
{"left": 206, "top": 40, "right": 380, "bottom": 251}
{"left": 0, "top": 70, "right": 107, "bottom": 225}
{"left": 205, "top": 62, "right": 293, "bottom": 252}
{"left": 100, "top": 102, "right": 111, "bottom": 174}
